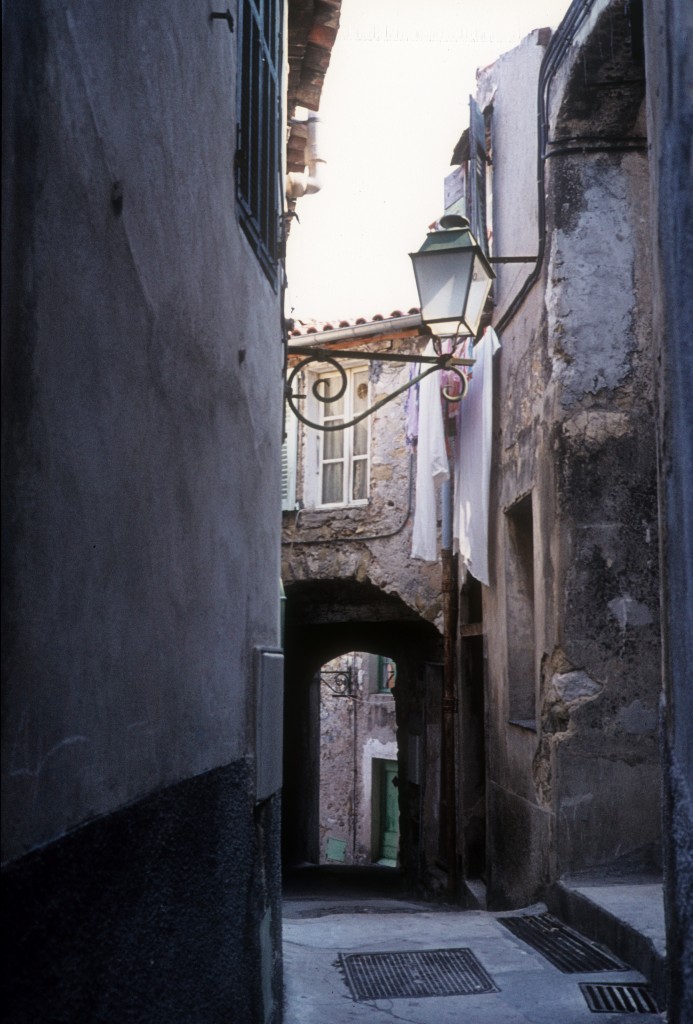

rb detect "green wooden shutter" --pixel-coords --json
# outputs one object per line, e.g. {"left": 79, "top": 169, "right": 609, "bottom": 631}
{"left": 281, "top": 404, "right": 298, "bottom": 511}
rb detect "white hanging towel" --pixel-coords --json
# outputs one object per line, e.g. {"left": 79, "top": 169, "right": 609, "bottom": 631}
{"left": 453, "top": 326, "right": 501, "bottom": 585}
{"left": 411, "top": 341, "right": 449, "bottom": 561}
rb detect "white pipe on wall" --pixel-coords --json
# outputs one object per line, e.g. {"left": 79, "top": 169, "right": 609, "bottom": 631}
{"left": 286, "top": 114, "right": 325, "bottom": 199}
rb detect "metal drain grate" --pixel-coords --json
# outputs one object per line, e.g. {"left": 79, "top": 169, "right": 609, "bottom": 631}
{"left": 499, "top": 913, "right": 628, "bottom": 972}
{"left": 339, "top": 947, "right": 498, "bottom": 1001}
{"left": 580, "top": 982, "right": 660, "bottom": 1014}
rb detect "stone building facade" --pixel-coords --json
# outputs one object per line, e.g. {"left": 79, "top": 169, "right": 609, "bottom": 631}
{"left": 462, "top": 10, "right": 662, "bottom": 910}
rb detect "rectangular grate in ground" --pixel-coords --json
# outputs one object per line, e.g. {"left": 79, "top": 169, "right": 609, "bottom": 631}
{"left": 499, "top": 912, "right": 629, "bottom": 973}
{"left": 580, "top": 982, "right": 660, "bottom": 1014}
{"left": 339, "top": 947, "right": 498, "bottom": 1001}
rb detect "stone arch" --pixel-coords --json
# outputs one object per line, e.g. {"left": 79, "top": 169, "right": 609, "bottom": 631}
{"left": 282, "top": 578, "right": 442, "bottom": 883}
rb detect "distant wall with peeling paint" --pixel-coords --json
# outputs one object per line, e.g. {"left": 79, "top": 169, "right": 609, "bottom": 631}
{"left": 317, "top": 653, "right": 397, "bottom": 865}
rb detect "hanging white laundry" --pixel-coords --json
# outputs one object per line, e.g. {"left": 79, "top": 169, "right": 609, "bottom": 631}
{"left": 453, "top": 326, "right": 500, "bottom": 585}
{"left": 411, "top": 341, "right": 449, "bottom": 561}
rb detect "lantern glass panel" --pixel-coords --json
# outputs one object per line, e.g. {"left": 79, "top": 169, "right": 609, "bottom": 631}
{"left": 411, "top": 248, "right": 474, "bottom": 331}
{"left": 463, "top": 253, "right": 494, "bottom": 336}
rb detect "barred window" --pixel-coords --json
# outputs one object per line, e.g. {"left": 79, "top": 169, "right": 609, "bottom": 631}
{"left": 237, "top": 0, "right": 283, "bottom": 284}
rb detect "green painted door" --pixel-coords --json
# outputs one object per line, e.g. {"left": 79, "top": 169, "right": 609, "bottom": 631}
{"left": 379, "top": 760, "right": 399, "bottom": 865}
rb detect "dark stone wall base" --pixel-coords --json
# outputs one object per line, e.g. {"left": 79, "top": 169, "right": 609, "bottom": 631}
{"left": 486, "top": 782, "right": 552, "bottom": 910}
{"left": 2, "top": 760, "right": 282, "bottom": 1024}
{"left": 546, "top": 881, "right": 667, "bottom": 1009}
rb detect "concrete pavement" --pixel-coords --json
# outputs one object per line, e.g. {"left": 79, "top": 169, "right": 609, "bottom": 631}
{"left": 282, "top": 868, "right": 666, "bottom": 1023}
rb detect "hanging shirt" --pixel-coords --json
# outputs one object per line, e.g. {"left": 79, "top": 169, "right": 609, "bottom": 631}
{"left": 411, "top": 341, "right": 449, "bottom": 562}
{"left": 453, "top": 326, "right": 500, "bottom": 585}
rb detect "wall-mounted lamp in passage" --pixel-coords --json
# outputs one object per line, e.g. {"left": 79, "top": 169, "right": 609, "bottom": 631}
{"left": 286, "top": 215, "right": 495, "bottom": 433}
{"left": 409, "top": 214, "right": 495, "bottom": 339}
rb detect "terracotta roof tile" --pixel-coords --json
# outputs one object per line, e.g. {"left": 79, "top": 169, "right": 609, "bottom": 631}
{"left": 289, "top": 309, "right": 421, "bottom": 337}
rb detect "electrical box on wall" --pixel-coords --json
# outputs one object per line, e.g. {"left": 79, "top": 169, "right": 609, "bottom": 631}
{"left": 255, "top": 647, "right": 284, "bottom": 802}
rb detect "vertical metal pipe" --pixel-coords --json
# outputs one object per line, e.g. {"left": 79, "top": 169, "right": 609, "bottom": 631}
{"left": 441, "top": 478, "right": 453, "bottom": 550}
{"left": 352, "top": 655, "right": 358, "bottom": 864}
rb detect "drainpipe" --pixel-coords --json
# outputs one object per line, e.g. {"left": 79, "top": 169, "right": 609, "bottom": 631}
{"left": 441, "top": 477, "right": 459, "bottom": 901}
{"left": 286, "top": 114, "right": 326, "bottom": 199}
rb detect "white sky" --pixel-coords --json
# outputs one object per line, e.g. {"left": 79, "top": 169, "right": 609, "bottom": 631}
{"left": 285, "top": 0, "right": 571, "bottom": 323}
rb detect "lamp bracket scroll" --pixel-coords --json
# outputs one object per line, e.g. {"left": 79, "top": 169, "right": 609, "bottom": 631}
{"left": 285, "top": 342, "right": 474, "bottom": 434}
{"left": 321, "top": 666, "right": 355, "bottom": 697}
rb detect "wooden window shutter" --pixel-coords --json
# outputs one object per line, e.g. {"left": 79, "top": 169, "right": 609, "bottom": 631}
{"left": 281, "top": 404, "right": 298, "bottom": 511}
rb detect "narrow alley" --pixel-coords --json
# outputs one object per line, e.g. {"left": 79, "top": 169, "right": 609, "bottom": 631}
{"left": 3, "top": 1, "right": 691, "bottom": 1022}
{"left": 282, "top": 867, "right": 666, "bottom": 1023}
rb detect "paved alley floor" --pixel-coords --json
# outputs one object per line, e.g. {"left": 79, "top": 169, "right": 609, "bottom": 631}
{"left": 282, "top": 867, "right": 666, "bottom": 1024}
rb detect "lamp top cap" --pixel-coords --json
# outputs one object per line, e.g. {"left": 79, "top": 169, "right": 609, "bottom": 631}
{"left": 437, "top": 214, "right": 470, "bottom": 230}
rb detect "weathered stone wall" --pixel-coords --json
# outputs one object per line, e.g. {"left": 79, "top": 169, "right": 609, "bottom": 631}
{"left": 479, "top": 8, "right": 662, "bottom": 909}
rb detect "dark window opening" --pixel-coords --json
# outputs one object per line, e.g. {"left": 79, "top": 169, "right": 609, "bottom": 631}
{"left": 505, "top": 494, "right": 536, "bottom": 727}
{"left": 628, "top": 0, "right": 645, "bottom": 65}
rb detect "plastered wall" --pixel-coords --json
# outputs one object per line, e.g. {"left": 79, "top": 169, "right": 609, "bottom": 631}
{"left": 2, "top": 2, "right": 283, "bottom": 860}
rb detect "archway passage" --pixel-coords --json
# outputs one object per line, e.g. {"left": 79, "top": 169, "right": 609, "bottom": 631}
{"left": 316, "top": 650, "right": 399, "bottom": 868}
{"left": 282, "top": 578, "right": 442, "bottom": 895}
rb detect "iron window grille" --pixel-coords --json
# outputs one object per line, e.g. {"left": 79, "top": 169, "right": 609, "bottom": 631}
{"left": 237, "top": 0, "right": 282, "bottom": 285}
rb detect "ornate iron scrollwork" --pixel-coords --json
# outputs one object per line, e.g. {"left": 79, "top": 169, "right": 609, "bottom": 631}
{"left": 321, "top": 666, "right": 355, "bottom": 697}
{"left": 286, "top": 341, "right": 474, "bottom": 433}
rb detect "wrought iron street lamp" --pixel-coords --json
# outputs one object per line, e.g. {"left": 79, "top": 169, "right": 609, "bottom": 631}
{"left": 409, "top": 214, "right": 495, "bottom": 339}
{"left": 286, "top": 215, "right": 494, "bottom": 432}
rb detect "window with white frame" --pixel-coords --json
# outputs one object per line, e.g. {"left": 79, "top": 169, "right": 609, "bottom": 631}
{"left": 315, "top": 366, "right": 370, "bottom": 506}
